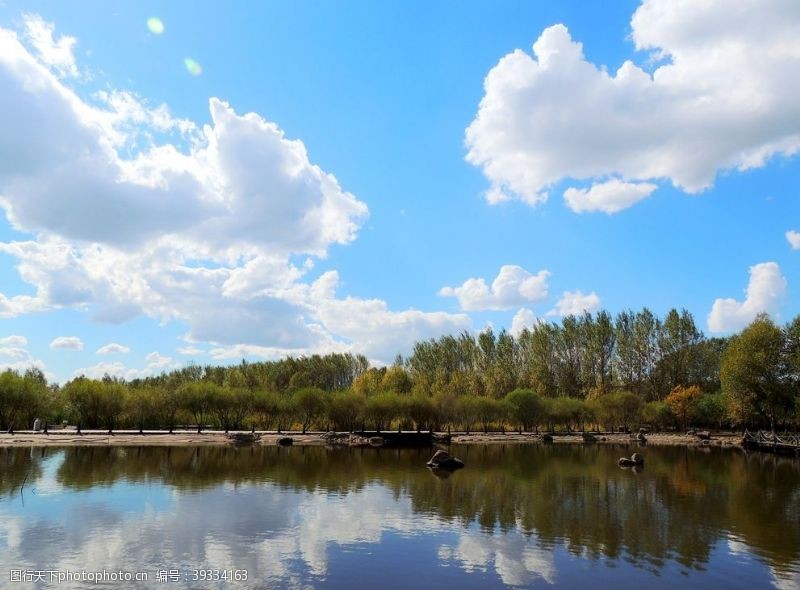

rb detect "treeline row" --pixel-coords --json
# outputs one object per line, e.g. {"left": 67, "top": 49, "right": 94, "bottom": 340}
{"left": 0, "top": 374, "right": 720, "bottom": 434}
{"left": 0, "top": 310, "right": 798, "bottom": 431}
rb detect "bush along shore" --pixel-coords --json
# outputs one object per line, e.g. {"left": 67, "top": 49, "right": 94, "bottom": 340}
{"left": 1, "top": 309, "right": 799, "bottom": 442}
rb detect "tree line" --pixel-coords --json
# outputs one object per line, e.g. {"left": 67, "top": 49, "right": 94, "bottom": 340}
{"left": 1, "top": 309, "right": 798, "bottom": 433}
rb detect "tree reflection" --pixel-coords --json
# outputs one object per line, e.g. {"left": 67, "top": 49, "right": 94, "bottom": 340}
{"left": 3, "top": 444, "right": 798, "bottom": 578}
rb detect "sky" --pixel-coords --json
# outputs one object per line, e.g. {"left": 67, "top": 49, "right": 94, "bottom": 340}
{"left": 0, "top": 0, "right": 798, "bottom": 383}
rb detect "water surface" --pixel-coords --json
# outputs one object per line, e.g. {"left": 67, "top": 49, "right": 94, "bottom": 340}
{"left": 1, "top": 444, "right": 798, "bottom": 589}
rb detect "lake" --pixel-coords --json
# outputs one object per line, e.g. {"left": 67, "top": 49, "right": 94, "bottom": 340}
{"left": 1, "top": 443, "right": 798, "bottom": 589}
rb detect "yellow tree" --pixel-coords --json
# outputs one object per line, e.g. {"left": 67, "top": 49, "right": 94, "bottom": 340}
{"left": 665, "top": 385, "right": 702, "bottom": 430}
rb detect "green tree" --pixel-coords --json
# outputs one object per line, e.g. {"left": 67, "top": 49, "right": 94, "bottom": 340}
{"left": 692, "top": 392, "right": 727, "bottom": 430}
{"left": 380, "top": 366, "right": 413, "bottom": 394}
{"left": 0, "top": 370, "right": 25, "bottom": 430}
{"left": 252, "top": 390, "right": 281, "bottom": 430}
{"left": 175, "top": 382, "right": 217, "bottom": 431}
{"left": 504, "top": 389, "right": 544, "bottom": 432}
{"left": 406, "top": 393, "right": 435, "bottom": 432}
{"left": 721, "top": 315, "right": 793, "bottom": 430}
{"left": 363, "top": 392, "right": 401, "bottom": 432}
{"left": 641, "top": 401, "right": 674, "bottom": 431}
{"left": 126, "top": 386, "right": 160, "bottom": 432}
{"left": 327, "top": 391, "right": 364, "bottom": 432}
{"left": 292, "top": 387, "right": 327, "bottom": 433}
{"left": 591, "top": 391, "right": 643, "bottom": 432}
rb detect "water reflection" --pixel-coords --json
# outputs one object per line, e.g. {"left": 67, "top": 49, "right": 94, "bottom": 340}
{"left": 1, "top": 445, "right": 798, "bottom": 589}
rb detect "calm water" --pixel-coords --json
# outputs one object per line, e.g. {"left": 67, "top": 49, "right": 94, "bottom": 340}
{"left": 1, "top": 444, "right": 799, "bottom": 589}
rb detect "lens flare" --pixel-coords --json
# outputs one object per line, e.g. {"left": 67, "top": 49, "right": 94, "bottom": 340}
{"left": 184, "top": 58, "right": 203, "bottom": 76}
{"left": 146, "top": 17, "right": 165, "bottom": 35}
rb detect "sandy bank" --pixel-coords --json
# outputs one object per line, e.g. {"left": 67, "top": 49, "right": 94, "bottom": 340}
{"left": 0, "top": 430, "right": 742, "bottom": 448}
{"left": 449, "top": 432, "right": 742, "bottom": 447}
{"left": 0, "top": 431, "right": 326, "bottom": 447}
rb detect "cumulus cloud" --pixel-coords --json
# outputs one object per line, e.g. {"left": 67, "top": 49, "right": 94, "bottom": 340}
{"left": 510, "top": 308, "right": 537, "bottom": 336}
{"left": 465, "top": 0, "right": 800, "bottom": 210}
{"left": 547, "top": 290, "right": 601, "bottom": 317}
{"left": 0, "top": 23, "right": 367, "bottom": 253}
{"left": 707, "top": 262, "right": 787, "bottom": 333}
{"left": 0, "top": 18, "right": 473, "bottom": 364}
{"left": 564, "top": 179, "right": 657, "bottom": 214}
{"left": 49, "top": 336, "right": 83, "bottom": 351}
{"left": 787, "top": 230, "right": 800, "bottom": 250}
{"left": 439, "top": 265, "right": 550, "bottom": 311}
{"left": 96, "top": 343, "right": 131, "bottom": 355}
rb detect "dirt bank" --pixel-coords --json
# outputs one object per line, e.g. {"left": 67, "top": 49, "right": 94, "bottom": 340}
{"left": 0, "top": 429, "right": 742, "bottom": 448}
{"left": 448, "top": 432, "right": 742, "bottom": 447}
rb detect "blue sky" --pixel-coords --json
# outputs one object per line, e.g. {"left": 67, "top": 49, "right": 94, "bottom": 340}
{"left": 0, "top": 0, "right": 798, "bottom": 382}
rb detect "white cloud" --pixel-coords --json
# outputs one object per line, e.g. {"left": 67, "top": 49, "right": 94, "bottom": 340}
{"left": 0, "top": 346, "right": 29, "bottom": 359}
{"left": 0, "top": 17, "right": 473, "bottom": 365}
{"left": 510, "top": 308, "right": 537, "bottom": 336}
{"left": 547, "top": 290, "right": 601, "bottom": 317}
{"left": 787, "top": 230, "right": 800, "bottom": 250}
{"left": 177, "top": 345, "right": 206, "bottom": 356}
{"left": 439, "top": 265, "right": 550, "bottom": 311}
{"left": 0, "top": 335, "right": 27, "bottom": 347}
{"left": 96, "top": 342, "right": 131, "bottom": 355}
{"left": 564, "top": 179, "right": 657, "bottom": 214}
{"left": 49, "top": 336, "right": 83, "bottom": 351}
{"left": 707, "top": 262, "right": 787, "bottom": 333}
{"left": 21, "top": 13, "right": 78, "bottom": 78}
{"left": 0, "top": 292, "right": 47, "bottom": 318}
{"left": 0, "top": 336, "right": 49, "bottom": 377}
{"left": 0, "top": 26, "right": 367, "bottom": 253}
{"left": 74, "top": 351, "right": 179, "bottom": 380}
{"left": 144, "top": 351, "right": 178, "bottom": 370}
{"left": 465, "top": 0, "right": 800, "bottom": 210}
{"left": 73, "top": 361, "right": 141, "bottom": 380}
{"left": 311, "top": 272, "right": 472, "bottom": 363}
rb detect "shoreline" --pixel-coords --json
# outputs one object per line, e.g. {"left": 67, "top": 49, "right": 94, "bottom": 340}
{"left": 0, "top": 430, "right": 743, "bottom": 448}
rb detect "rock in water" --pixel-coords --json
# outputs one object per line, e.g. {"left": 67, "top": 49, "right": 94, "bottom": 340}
{"left": 277, "top": 437, "right": 294, "bottom": 446}
{"left": 619, "top": 453, "right": 644, "bottom": 467}
{"left": 369, "top": 436, "right": 384, "bottom": 447}
{"left": 426, "top": 449, "right": 465, "bottom": 470}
